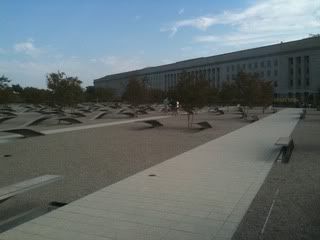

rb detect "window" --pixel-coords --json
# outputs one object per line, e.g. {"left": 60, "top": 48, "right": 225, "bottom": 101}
{"left": 290, "top": 79, "right": 293, "bottom": 87}
{"left": 227, "top": 66, "right": 230, "bottom": 72}
{"left": 231, "top": 65, "right": 234, "bottom": 71}
{"left": 274, "top": 69, "right": 278, "bottom": 76}
{"left": 248, "top": 63, "right": 252, "bottom": 69}
{"left": 260, "top": 61, "right": 265, "bottom": 68}
{"left": 267, "top": 70, "right": 271, "bottom": 77}
{"left": 267, "top": 60, "right": 271, "bottom": 67}
{"left": 274, "top": 59, "right": 278, "bottom": 66}
{"left": 274, "top": 81, "right": 278, "bottom": 87}
{"left": 254, "top": 62, "right": 258, "bottom": 69}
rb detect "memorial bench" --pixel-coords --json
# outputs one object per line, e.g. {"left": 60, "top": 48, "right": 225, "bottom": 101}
{"left": 2, "top": 128, "right": 44, "bottom": 138}
{"left": 141, "top": 120, "right": 163, "bottom": 128}
{"left": 275, "top": 137, "right": 294, "bottom": 163}
{"left": 247, "top": 115, "right": 259, "bottom": 122}
{"left": 194, "top": 121, "right": 212, "bottom": 130}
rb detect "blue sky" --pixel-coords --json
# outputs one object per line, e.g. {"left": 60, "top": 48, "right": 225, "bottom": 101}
{"left": 0, "top": 0, "right": 319, "bottom": 88}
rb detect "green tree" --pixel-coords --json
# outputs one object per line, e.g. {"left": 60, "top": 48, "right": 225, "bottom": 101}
{"left": 0, "top": 75, "right": 13, "bottom": 105}
{"left": 173, "top": 71, "right": 211, "bottom": 127}
{"left": 22, "top": 87, "right": 51, "bottom": 104}
{"left": 47, "top": 71, "right": 83, "bottom": 107}
{"left": 219, "top": 82, "right": 236, "bottom": 106}
{"left": 95, "top": 87, "right": 115, "bottom": 102}
{"left": 122, "top": 76, "right": 146, "bottom": 106}
{"left": 0, "top": 75, "right": 11, "bottom": 89}
{"left": 258, "top": 80, "right": 273, "bottom": 113}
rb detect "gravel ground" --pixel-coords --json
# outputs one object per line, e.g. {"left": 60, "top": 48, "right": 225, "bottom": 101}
{"left": 232, "top": 109, "right": 320, "bottom": 240}
{"left": 0, "top": 109, "right": 272, "bottom": 222}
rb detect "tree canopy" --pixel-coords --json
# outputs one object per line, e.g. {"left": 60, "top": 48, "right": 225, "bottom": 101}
{"left": 47, "top": 71, "right": 83, "bottom": 107}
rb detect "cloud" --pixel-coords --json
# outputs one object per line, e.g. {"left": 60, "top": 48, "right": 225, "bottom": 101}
{"left": 162, "top": 17, "right": 218, "bottom": 37}
{"left": 0, "top": 48, "right": 5, "bottom": 54}
{"left": 13, "top": 40, "right": 42, "bottom": 57}
{"left": 163, "top": 0, "right": 320, "bottom": 42}
{"left": 178, "top": 8, "right": 184, "bottom": 15}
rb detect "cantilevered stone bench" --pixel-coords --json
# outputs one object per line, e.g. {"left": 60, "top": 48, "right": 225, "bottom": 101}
{"left": 141, "top": 120, "right": 163, "bottom": 128}
{"left": 2, "top": 128, "right": 44, "bottom": 138}
{"left": 24, "top": 116, "right": 51, "bottom": 127}
{"left": 194, "top": 121, "right": 212, "bottom": 130}
{"left": 275, "top": 136, "right": 294, "bottom": 163}
{"left": 0, "top": 117, "right": 15, "bottom": 124}
{"left": 57, "top": 117, "right": 82, "bottom": 124}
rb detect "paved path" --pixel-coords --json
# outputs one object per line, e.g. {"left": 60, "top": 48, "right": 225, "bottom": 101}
{"left": 232, "top": 109, "right": 320, "bottom": 240}
{"left": 0, "top": 109, "right": 301, "bottom": 240}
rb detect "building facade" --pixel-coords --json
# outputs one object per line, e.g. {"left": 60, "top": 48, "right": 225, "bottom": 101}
{"left": 94, "top": 37, "right": 320, "bottom": 101}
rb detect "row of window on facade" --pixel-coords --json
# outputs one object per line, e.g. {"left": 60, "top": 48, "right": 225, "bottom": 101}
{"left": 288, "top": 56, "right": 310, "bottom": 87}
{"left": 226, "top": 69, "right": 278, "bottom": 82}
{"left": 226, "top": 59, "right": 278, "bottom": 73}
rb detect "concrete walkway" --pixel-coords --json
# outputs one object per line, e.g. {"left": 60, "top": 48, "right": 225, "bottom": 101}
{"left": 0, "top": 109, "right": 301, "bottom": 240}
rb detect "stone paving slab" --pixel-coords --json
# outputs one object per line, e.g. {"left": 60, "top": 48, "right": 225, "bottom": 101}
{"left": 0, "top": 109, "right": 301, "bottom": 240}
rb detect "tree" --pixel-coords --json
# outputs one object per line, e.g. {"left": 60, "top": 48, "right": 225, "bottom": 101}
{"left": 0, "top": 75, "right": 13, "bottom": 105}
{"left": 258, "top": 80, "right": 273, "bottom": 113}
{"left": 173, "top": 71, "right": 211, "bottom": 127}
{"left": 47, "top": 71, "right": 83, "bottom": 107}
{"left": 147, "top": 88, "right": 165, "bottom": 103}
{"left": 122, "top": 76, "right": 146, "bottom": 105}
{"left": 22, "top": 87, "right": 51, "bottom": 104}
{"left": 233, "top": 72, "right": 260, "bottom": 109}
{"left": 219, "top": 82, "right": 236, "bottom": 106}
{"left": 0, "top": 75, "right": 11, "bottom": 89}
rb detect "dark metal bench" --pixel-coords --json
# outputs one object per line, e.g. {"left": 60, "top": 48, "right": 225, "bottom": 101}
{"left": 275, "top": 137, "right": 294, "bottom": 163}
{"left": 142, "top": 120, "right": 163, "bottom": 128}
{"left": 194, "top": 121, "right": 212, "bottom": 130}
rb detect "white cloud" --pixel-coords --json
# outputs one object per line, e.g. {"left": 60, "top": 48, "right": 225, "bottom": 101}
{"left": 13, "top": 40, "right": 42, "bottom": 57}
{"left": 163, "top": 0, "right": 320, "bottom": 43}
{"left": 178, "top": 8, "right": 184, "bottom": 15}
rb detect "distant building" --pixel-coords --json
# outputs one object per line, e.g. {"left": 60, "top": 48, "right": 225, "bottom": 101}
{"left": 94, "top": 37, "right": 320, "bottom": 102}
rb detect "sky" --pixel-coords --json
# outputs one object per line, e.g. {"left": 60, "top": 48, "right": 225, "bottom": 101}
{"left": 0, "top": 0, "right": 319, "bottom": 88}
